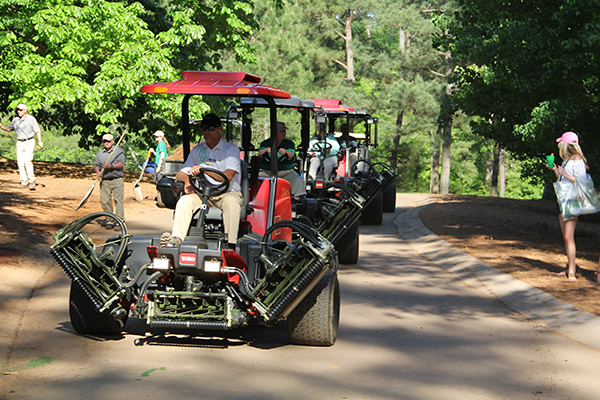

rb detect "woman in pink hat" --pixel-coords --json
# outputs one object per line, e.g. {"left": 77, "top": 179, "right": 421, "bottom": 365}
{"left": 550, "top": 131, "right": 587, "bottom": 280}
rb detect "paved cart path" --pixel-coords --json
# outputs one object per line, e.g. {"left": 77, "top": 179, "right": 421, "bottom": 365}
{"left": 2, "top": 193, "right": 600, "bottom": 399}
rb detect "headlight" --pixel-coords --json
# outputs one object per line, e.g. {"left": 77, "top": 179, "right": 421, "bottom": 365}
{"left": 204, "top": 259, "right": 222, "bottom": 273}
{"left": 152, "top": 257, "right": 171, "bottom": 270}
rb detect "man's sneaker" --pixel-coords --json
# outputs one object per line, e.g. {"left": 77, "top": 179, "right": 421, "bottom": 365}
{"left": 105, "top": 223, "right": 115, "bottom": 229}
{"left": 160, "top": 232, "right": 182, "bottom": 248}
{"left": 28, "top": 182, "right": 36, "bottom": 190}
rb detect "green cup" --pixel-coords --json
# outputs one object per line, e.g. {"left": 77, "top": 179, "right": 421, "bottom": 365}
{"left": 546, "top": 154, "right": 555, "bottom": 168}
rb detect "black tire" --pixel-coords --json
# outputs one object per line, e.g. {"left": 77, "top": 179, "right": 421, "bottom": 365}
{"left": 361, "top": 191, "right": 383, "bottom": 225}
{"left": 69, "top": 282, "right": 127, "bottom": 335}
{"left": 382, "top": 184, "right": 396, "bottom": 213}
{"left": 336, "top": 221, "right": 359, "bottom": 265}
{"left": 287, "top": 271, "right": 340, "bottom": 346}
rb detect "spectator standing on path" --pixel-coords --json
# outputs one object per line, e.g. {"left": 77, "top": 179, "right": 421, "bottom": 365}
{"left": 0, "top": 104, "right": 44, "bottom": 190}
{"left": 150, "top": 130, "right": 171, "bottom": 183}
{"left": 94, "top": 133, "right": 125, "bottom": 230}
{"left": 550, "top": 131, "right": 587, "bottom": 280}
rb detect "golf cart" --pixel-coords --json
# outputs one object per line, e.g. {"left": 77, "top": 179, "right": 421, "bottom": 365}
{"left": 229, "top": 96, "right": 362, "bottom": 265}
{"left": 308, "top": 99, "right": 397, "bottom": 225}
{"left": 50, "top": 72, "right": 389, "bottom": 346}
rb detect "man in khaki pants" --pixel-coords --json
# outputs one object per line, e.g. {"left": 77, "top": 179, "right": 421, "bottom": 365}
{"left": 0, "top": 104, "right": 44, "bottom": 190}
{"left": 161, "top": 114, "right": 242, "bottom": 250}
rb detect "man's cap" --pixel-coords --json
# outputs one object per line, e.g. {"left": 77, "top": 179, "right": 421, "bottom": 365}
{"left": 102, "top": 134, "right": 114, "bottom": 142}
{"left": 201, "top": 113, "right": 222, "bottom": 129}
{"left": 153, "top": 130, "right": 165, "bottom": 137}
{"left": 556, "top": 131, "right": 579, "bottom": 145}
{"left": 277, "top": 122, "right": 288, "bottom": 131}
{"left": 16, "top": 104, "right": 27, "bottom": 111}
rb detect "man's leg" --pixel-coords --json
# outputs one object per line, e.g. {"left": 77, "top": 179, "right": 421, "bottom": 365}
{"left": 112, "top": 178, "right": 125, "bottom": 220}
{"left": 15, "top": 141, "right": 29, "bottom": 185}
{"left": 99, "top": 180, "right": 113, "bottom": 214}
{"left": 23, "top": 139, "right": 35, "bottom": 184}
{"left": 171, "top": 194, "right": 203, "bottom": 240}
{"left": 210, "top": 191, "right": 243, "bottom": 246}
{"left": 308, "top": 157, "right": 320, "bottom": 180}
{"left": 323, "top": 157, "right": 337, "bottom": 180}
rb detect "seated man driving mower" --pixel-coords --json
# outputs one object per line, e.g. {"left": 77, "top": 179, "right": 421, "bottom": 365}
{"left": 161, "top": 113, "right": 242, "bottom": 250}
{"left": 307, "top": 123, "right": 340, "bottom": 180}
{"left": 258, "top": 121, "right": 306, "bottom": 200}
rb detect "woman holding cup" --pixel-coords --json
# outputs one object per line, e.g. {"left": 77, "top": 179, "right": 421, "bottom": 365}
{"left": 549, "top": 131, "right": 587, "bottom": 280}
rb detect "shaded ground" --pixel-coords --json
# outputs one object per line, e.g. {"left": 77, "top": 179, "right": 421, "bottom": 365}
{"left": 419, "top": 194, "right": 600, "bottom": 316}
{"left": 1, "top": 158, "right": 599, "bottom": 318}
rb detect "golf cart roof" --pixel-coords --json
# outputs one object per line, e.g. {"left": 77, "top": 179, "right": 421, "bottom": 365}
{"left": 240, "top": 96, "right": 315, "bottom": 108}
{"left": 311, "top": 99, "right": 354, "bottom": 112}
{"left": 140, "top": 71, "right": 291, "bottom": 98}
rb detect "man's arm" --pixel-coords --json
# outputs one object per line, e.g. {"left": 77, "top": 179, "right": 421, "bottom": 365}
{"left": 177, "top": 168, "right": 238, "bottom": 194}
{"left": 36, "top": 130, "right": 43, "bottom": 150}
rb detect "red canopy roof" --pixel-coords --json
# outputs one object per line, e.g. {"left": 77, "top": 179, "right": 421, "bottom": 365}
{"left": 311, "top": 98, "right": 354, "bottom": 112}
{"left": 140, "top": 71, "right": 291, "bottom": 98}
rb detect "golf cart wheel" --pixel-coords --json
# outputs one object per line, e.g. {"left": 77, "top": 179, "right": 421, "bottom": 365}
{"left": 69, "top": 282, "right": 127, "bottom": 335}
{"left": 361, "top": 191, "right": 383, "bottom": 225}
{"left": 382, "top": 184, "right": 396, "bottom": 213}
{"left": 287, "top": 271, "right": 340, "bottom": 346}
{"left": 336, "top": 221, "right": 359, "bottom": 265}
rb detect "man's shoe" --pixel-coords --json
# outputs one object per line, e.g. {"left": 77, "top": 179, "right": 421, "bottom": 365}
{"left": 160, "top": 232, "right": 182, "bottom": 248}
{"left": 16, "top": 184, "right": 27, "bottom": 189}
{"left": 105, "top": 223, "right": 115, "bottom": 229}
{"left": 29, "top": 182, "right": 36, "bottom": 190}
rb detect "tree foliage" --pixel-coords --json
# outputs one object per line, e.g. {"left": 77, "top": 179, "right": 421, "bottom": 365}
{"left": 441, "top": 0, "right": 600, "bottom": 180}
{"left": 0, "top": 0, "right": 257, "bottom": 147}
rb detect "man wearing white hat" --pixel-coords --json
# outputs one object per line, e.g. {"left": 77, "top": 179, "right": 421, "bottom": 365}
{"left": 0, "top": 104, "right": 44, "bottom": 190}
{"left": 94, "top": 133, "right": 125, "bottom": 230}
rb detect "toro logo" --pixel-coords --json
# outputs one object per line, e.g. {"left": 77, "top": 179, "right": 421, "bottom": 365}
{"left": 179, "top": 253, "right": 197, "bottom": 265}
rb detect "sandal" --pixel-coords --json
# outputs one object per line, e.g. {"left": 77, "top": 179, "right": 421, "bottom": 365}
{"left": 557, "top": 264, "right": 578, "bottom": 280}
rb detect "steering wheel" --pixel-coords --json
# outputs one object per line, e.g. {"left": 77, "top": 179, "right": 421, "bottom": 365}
{"left": 188, "top": 168, "right": 230, "bottom": 197}
{"left": 262, "top": 151, "right": 289, "bottom": 164}
{"left": 351, "top": 159, "right": 374, "bottom": 177}
{"left": 311, "top": 141, "right": 332, "bottom": 156}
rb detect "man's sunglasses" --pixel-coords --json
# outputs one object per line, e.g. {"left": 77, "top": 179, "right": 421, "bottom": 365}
{"left": 202, "top": 126, "right": 218, "bottom": 131}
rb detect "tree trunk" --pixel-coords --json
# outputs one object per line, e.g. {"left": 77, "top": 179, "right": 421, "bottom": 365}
{"left": 485, "top": 139, "right": 493, "bottom": 184}
{"left": 490, "top": 141, "right": 500, "bottom": 197}
{"left": 390, "top": 110, "right": 404, "bottom": 173}
{"left": 440, "top": 118, "right": 452, "bottom": 194}
{"left": 430, "top": 127, "right": 441, "bottom": 194}
{"left": 345, "top": 10, "right": 355, "bottom": 85}
{"left": 399, "top": 28, "right": 405, "bottom": 54}
{"left": 499, "top": 147, "right": 505, "bottom": 198}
